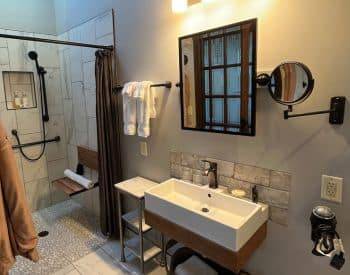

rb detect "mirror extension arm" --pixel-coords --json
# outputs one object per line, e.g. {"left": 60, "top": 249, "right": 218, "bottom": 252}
{"left": 284, "top": 97, "right": 346, "bottom": 124}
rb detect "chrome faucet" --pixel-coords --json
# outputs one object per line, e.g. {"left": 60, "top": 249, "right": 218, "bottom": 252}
{"left": 201, "top": 160, "right": 218, "bottom": 189}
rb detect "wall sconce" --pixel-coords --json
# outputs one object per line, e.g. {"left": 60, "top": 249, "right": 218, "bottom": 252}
{"left": 172, "top": 0, "right": 212, "bottom": 13}
{"left": 172, "top": 0, "right": 188, "bottom": 13}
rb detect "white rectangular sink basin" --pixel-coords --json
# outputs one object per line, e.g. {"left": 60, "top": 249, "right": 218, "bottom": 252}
{"left": 145, "top": 178, "right": 268, "bottom": 252}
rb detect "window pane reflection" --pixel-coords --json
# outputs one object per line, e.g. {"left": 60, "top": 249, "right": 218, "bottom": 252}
{"left": 212, "top": 69, "right": 224, "bottom": 95}
{"left": 212, "top": 99, "right": 224, "bottom": 123}
{"left": 227, "top": 67, "right": 241, "bottom": 95}
{"left": 211, "top": 38, "right": 224, "bottom": 66}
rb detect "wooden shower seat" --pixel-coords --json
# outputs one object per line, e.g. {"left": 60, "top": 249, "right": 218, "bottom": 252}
{"left": 53, "top": 146, "right": 99, "bottom": 197}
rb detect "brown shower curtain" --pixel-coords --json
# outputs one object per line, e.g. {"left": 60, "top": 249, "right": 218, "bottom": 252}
{"left": 95, "top": 50, "right": 122, "bottom": 236}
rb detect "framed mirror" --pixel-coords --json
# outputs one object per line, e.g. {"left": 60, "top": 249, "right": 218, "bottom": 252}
{"left": 179, "top": 19, "right": 257, "bottom": 136}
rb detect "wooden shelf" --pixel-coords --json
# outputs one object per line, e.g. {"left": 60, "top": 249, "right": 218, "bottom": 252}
{"left": 52, "top": 146, "right": 99, "bottom": 197}
{"left": 53, "top": 177, "right": 98, "bottom": 197}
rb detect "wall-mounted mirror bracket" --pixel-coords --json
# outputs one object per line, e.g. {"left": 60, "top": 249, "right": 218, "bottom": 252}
{"left": 283, "top": 96, "right": 346, "bottom": 124}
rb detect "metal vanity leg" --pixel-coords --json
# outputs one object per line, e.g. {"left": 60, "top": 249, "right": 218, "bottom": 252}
{"left": 117, "top": 191, "right": 126, "bottom": 262}
{"left": 139, "top": 200, "right": 145, "bottom": 273}
{"left": 160, "top": 233, "right": 166, "bottom": 267}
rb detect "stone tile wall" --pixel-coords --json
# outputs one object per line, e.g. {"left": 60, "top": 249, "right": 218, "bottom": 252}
{"left": 170, "top": 151, "right": 291, "bottom": 226}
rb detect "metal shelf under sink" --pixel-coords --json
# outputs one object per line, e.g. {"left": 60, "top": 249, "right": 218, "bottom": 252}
{"left": 122, "top": 210, "right": 152, "bottom": 233}
{"left": 125, "top": 235, "right": 162, "bottom": 262}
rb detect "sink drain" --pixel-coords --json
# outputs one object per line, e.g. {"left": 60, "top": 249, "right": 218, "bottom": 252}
{"left": 201, "top": 207, "right": 210, "bottom": 213}
{"left": 38, "top": 231, "right": 49, "bottom": 238}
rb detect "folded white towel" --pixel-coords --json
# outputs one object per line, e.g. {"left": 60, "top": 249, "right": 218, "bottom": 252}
{"left": 136, "top": 81, "right": 156, "bottom": 138}
{"left": 122, "top": 82, "right": 138, "bottom": 135}
{"left": 64, "top": 169, "right": 94, "bottom": 189}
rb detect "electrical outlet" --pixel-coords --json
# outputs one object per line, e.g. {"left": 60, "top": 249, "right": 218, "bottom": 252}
{"left": 321, "top": 175, "right": 343, "bottom": 203}
{"left": 140, "top": 141, "right": 148, "bottom": 157}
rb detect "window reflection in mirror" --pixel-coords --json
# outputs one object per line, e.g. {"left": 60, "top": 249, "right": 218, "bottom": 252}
{"left": 179, "top": 19, "right": 257, "bottom": 136}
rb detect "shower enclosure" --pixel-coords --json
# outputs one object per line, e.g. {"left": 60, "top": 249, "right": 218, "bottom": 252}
{"left": 0, "top": 10, "right": 114, "bottom": 214}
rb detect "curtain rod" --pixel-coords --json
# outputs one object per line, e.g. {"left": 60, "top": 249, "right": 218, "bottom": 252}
{"left": 0, "top": 33, "right": 114, "bottom": 51}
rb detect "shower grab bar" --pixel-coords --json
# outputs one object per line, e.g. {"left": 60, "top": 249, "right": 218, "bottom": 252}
{"left": 0, "top": 33, "right": 114, "bottom": 51}
{"left": 12, "top": 136, "right": 61, "bottom": 150}
{"left": 113, "top": 81, "right": 172, "bottom": 92}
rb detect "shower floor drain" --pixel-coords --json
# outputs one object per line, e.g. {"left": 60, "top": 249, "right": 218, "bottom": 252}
{"left": 38, "top": 231, "right": 49, "bottom": 238}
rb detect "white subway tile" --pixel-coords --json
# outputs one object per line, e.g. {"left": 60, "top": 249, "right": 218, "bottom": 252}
{"left": 34, "top": 34, "right": 60, "bottom": 68}
{"left": 46, "top": 115, "right": 67, "bottom": 161}
{"left": 59, "top": 48, "right": 72, "bottom": 99}
{"left": 71, "top": 82, "right": 87, "bottom": 132}
{"left": 83, "top": 61, "right": 96, "bottom": 90}
{"left": 70, "top": 47, "right": 83, "bottom": 83}
{"left": 85, "top": 92, "right": 96, "bottom": 118}
{"left": 88, "top": 117, "right": 97, "bottom": 151}
{"left": 46, "top": 68, "right": 64, "bottom": 115}
{"left": 0, "top": 47, "right": 9, "bottom": 65}
{"left": 16, "top": 108, "right": 41, "bottom": 134}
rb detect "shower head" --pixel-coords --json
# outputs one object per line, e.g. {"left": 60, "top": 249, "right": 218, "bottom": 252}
{"left": 28, "top": 51, "right": 38, "bottom": 60}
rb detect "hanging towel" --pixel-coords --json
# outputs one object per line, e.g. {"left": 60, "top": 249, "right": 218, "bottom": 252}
{"left": 135, "top": 81, "right": 156, "bottom": 138}
{"left": 0, "top": 122, "right": 39, "bottom": 275}
{"left": 122, "top": 82, "right": 138, "bottom": 135}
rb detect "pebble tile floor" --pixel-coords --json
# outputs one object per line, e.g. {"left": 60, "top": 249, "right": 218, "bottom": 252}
{"left": 10, "top": 200, "right": 165, "bottom": 275}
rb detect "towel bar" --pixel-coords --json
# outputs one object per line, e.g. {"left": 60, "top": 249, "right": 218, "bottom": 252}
{"left": 113, "top": 81, "right": 172, "bottom": 92}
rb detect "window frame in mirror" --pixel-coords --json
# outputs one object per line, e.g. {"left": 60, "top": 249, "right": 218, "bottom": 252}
{"left": 178, "top": 18, "right": 257, "bottom": 136}
{"left": 268, "top": 62, "right": 315, "bottom": 106}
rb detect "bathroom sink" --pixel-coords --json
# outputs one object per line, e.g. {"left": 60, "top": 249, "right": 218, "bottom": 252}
{"left": 145, "top": 178, "right": 268, "bottom": 252}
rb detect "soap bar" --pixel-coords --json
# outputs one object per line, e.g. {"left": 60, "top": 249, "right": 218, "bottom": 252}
{"left": 231, "top": 189, "right": 246, "bottom": 198}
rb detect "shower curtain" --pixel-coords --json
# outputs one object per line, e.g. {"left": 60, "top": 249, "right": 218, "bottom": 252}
{"left": 95, "top": 50, "right": 122, "bottom": 236}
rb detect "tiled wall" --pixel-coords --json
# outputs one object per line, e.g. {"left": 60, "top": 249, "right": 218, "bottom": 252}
{"left": 0, "top": 11, "right": 113, "bottom": 215}
{"left": 57, "top": 11, "right": 114, "bottom": 217}
{"left": 170, "top": 151, "right": 291, "bottom": 226}
{"left": 0, "top": 28, "right": 67, "bottom": 211}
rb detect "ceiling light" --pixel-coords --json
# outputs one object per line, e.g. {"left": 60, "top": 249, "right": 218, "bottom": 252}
{"left": 172, "top": 0, "right": 188, "bottom": 13}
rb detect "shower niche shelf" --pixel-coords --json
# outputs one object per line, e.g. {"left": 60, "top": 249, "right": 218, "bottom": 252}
{"left": 2, "top": 71, "right": 37, "bottom": 110}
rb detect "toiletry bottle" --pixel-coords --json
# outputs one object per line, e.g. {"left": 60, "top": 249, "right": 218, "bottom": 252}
{"left": 22, "top": 92, "right": 28, "bottom": 108}
{"left": 14, "top": 92, "right": 21, "bottom": 109}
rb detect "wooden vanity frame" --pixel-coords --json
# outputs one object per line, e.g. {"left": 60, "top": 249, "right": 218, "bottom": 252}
{"left": 145, "top": 210, "right": 267, "bottom": 273}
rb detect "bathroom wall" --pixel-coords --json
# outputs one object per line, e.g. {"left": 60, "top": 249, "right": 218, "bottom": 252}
{"left": 54, "top": 0, "right": 112, "bottom": 35}
{"left": 0, "top": 29, "right": 68, "bottom": 211}
{"left": 54, "top": 1, "right": 350, "bottom": 274}
{"left": 57, "top": 11, "right": 114, "bottom": 217}
{"left": 0, "top": 0, "right": 56, "bottom": 35}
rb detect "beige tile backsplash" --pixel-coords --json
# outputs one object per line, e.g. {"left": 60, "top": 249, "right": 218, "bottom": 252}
{"left": 170, "top": 151, "right": 291, "bottom": 226}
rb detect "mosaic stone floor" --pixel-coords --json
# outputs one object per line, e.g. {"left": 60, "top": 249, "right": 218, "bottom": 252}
{"left": 9, "top": 200, "right": 114, "bottom": 274}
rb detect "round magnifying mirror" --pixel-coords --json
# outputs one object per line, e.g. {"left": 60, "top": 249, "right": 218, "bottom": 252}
{"left": 268, "top": 62, "right": 314, "bottom": 105}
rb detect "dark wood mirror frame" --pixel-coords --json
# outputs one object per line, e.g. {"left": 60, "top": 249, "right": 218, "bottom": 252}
{"left": 178, "top": 19, "right": 257, "bottom": 136}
